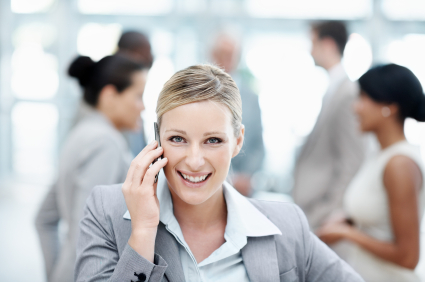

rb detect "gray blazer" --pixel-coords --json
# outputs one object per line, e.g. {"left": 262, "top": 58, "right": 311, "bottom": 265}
{"left": 75, "top": 184, "right": 364, "bottom": 282}
{"left": 292, "top": 71, "right": 365, "bottom": 231}
{"left": 230, "top": 73, "right": 265, "bottom": 175}
{"left": 35, "top": 110, "right": 133, "bottom": 282}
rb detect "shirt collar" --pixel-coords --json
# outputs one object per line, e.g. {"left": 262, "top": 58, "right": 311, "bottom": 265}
{"left": 123, "top": 180, "right": 281, "bottom": 236}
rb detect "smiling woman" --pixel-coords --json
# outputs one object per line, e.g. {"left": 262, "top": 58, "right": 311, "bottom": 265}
{"left": 74, "top": 64, "right": 365, "bottom": 282}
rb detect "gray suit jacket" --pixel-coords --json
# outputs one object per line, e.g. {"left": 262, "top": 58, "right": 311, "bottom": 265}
{"left": 292, "top": 71, "right": 365, "bottom": 231}
{"left": 75, "top": 184, "right": 364, "bottom": 282}
{"left": 230, "top": 73, "right": 265, "bottom": 175}
{"left": 35, "top": 110, "right": 133, "bottom": 282}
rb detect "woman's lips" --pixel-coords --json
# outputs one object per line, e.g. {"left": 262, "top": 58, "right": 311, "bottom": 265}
{"left": 177, "top": 170, "right": 212, "bottom": 188}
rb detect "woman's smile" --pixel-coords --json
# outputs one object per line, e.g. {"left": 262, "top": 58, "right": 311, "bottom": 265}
{"left": 177, "top": 169, "right": 213, "bottom": 188}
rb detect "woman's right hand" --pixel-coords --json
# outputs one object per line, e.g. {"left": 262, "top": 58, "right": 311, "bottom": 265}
{"left": 122, "top": 140, "right": 168, "bottom": 262}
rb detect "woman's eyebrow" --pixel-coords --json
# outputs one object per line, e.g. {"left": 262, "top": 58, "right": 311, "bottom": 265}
{"left": 165, "top": 129, "right": 186, "bottom": 135}
{"left": 204, "top": 131, "right": 225, "bottom": 136}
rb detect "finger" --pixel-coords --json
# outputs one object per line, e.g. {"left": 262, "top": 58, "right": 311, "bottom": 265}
{"left": 125, "top": 141, "right": 158, "bottom": 183}
{"left": 141, "top": 157, "right": 168, "bottom": 187}
{"left": 131, "top": 147, "right": 164, "bottom": 186}
{"left": 136, "top": 140, "right": 158, "bottom": 159}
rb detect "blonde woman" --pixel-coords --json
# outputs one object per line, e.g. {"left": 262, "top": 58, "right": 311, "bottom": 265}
{"left": 75, "top": 65, "right": 363, "bottom": 282}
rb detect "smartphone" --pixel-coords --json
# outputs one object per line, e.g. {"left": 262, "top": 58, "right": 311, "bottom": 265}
{"left": 153, "top": 122, "right": 163, "bottom": 183}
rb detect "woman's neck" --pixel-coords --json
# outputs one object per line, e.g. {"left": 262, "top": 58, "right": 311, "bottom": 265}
{"left": 375, "top": 120, "right": 406, "bottom": 150}
{"left": 97, "top": 107, "right": 121, "bottom": 130}
{"left": 171, "top": 186, "right": 227, "bottom": 231}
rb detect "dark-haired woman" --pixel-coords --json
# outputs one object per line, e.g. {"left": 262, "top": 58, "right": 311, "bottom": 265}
{"left": 318, "top": 64, "right": 425, "bottom": 282}
{"left": 35, "top": 55, "right": 147, "bottom": 282}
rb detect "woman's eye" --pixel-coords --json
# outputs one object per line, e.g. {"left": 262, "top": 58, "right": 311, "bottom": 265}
{"left": 171, "top": 136, "right": 184, "bottom": 143}
{"left": 206, "top": 138, "right": 221, "bottom": 144}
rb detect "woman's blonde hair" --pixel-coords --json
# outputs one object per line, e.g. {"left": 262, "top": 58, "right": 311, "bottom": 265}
{"left": 156, "top": 64, "right": 242, "bottom": 136}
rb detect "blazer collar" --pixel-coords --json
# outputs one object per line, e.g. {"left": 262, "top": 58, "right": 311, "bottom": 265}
{"left": 123, "top": 181, "right": 281, "bottom": 238}
{"left": 242, "top": 236, "right": 280, "bottom": 282}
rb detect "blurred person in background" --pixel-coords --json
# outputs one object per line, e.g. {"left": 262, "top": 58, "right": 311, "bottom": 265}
{"left": 75, "top": 31, "right": 154, "bottom": 156}
{"left": 292, "top": 21, "right": 365, "bottom": 232}
{"left": 318, "top": 64, "right": 425, "bottom": 282}
{"left": 116, "top": 30, "right": 153, "bottom": 69}
{"left": 116, "top": 31, "right": 154, "bottom": 156}
{"left": 211, "top": 33, "right": 265, "bottom": 196}
{"left": 35, "top": 55, "right": 148, "bottom": 282}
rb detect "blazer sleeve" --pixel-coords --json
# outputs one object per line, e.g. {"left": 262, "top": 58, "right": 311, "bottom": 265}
{"left": 35, "top": 183, "right": 61, "bottom": 281}
{"left": 72, "top": 137, "right": 126, "bottom": 234}
{"left": 293, "top": 205, "right": 364, "bottom": 282}
{"left": 75, "top": 186, "right": 168, "bottom": 282}
{"left": 323, "top": 89, "right": 364, "bottom": 219}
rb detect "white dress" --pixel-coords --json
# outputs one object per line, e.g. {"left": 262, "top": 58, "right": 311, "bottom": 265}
{"left": 344, "top": 140, "right": 425, "bottom": 282}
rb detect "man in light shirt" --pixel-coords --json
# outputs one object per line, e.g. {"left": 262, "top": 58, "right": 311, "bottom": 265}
{"left": 292, "top": 21, "right": 365, "bottom": 235}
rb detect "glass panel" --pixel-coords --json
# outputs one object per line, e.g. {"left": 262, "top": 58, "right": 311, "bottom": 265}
{"left": 387, "top": 34, "right": 425, "bottom": 87}
{"left": 11, "top": 23, "right": 58, "bottom": 100}
{"left": 382, "top": 0, "right": 425, "bottom": 20}
{"left": 11, "top": 0, "right": 55, "bottom": 13}
{"left": 211, "top": 0, "right": 240, "bottom": 16}
{"left": 13, "top": 23, "right": 57, "bottom": 49}
{"left": 343, "top": 33, "right": 372, "bottom": 81}
{"left": 77, "top": 23, "right": 122, "bottom": 61}
{"left": 11, "top": 102, "right": 58, "bottom": 180}
{"left": 245, "top": 0, "right": 372, "bottom": 19}
{"left": 180, "top": 0, "right": 206, "bottom": 14}
{"left": 78, "top": 0, "right": 173, "bottom": 15}
{"left": 11, "top": 43, "right": 59, "bottom": 100}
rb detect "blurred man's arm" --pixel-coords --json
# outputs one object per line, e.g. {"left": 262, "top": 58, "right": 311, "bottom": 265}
{"left": 35, "top": 184, "right": 61, "bottom": 281}
{"left": 322, "top": 93, "right": 364, "bottom": 224}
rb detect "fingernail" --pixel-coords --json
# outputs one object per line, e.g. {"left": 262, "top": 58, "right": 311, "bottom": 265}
{"left": 163, "top": 157, "right": 168, "bottom": 161}
{"left": 150, "top": 140, "right": 156, "bottom": 145}
{"left": 156, "top": 146, "right": 162, "bottom": 150}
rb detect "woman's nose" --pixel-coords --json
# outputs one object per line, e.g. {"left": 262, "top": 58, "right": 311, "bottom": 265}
{"left": 185, "top": 145, "right": 205, "bottom": 170}
{"left": 138, "top": 101, "right": 145, "bottom": 112}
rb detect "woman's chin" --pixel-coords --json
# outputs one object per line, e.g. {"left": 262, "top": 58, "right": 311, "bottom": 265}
{"left": 172, "top": 188, "right": 212, "bottom": 206}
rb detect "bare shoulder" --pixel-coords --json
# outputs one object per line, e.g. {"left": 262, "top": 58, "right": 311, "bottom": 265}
{"left": 384, "top": 155, "right": 422, "bottom": 194}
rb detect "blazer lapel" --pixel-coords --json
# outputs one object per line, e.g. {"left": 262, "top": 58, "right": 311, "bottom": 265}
{"left": 154, "top": 222, "right": 185, "bottom": 282}
{"left": 242, "top": 236, "right": 280, "bottom": 282}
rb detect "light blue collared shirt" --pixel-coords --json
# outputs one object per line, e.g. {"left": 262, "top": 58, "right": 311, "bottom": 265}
{"left": 124, "top": 178, "right": 281, "bottom": 282}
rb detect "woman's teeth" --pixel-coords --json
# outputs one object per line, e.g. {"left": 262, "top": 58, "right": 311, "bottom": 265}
{"left": 181, "top": 173, "right": 208, "bottom": 183}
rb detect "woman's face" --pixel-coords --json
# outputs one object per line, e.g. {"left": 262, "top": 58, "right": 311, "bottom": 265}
{"left": 161, "top": 101, "right": 244, "bottom": 206}
{"left": 113, "top": 70, "right": 147, "bottom": 130}
{"left": 354, "top": 91, "right": 391, "bottom": 132}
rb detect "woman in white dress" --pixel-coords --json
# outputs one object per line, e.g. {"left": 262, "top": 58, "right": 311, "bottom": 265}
{"left": 318, "top": 64, "right": 425, "bottom": 282}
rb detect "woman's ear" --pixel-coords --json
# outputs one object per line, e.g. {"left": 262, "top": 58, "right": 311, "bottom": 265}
{"left": 98, "top": 85, "right": 118, "bottom": 107}
{"left": 232, "top": 124, "right": 245, "bottom": 158}
{"left": 388, "top": 103, "right": 399, "bottom": 117}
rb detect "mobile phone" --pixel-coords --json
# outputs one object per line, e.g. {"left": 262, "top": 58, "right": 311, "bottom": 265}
{"left": 153, "top": 122, "right": 162, "bottom": 183}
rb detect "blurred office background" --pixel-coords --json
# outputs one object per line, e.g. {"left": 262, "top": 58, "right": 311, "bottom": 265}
{"left": 0, "top": 0, "right": 425, "bottom": 281}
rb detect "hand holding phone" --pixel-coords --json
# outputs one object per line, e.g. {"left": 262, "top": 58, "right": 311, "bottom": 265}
{"left": 152, "top": 122, "right": 163, "bottom": 183}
